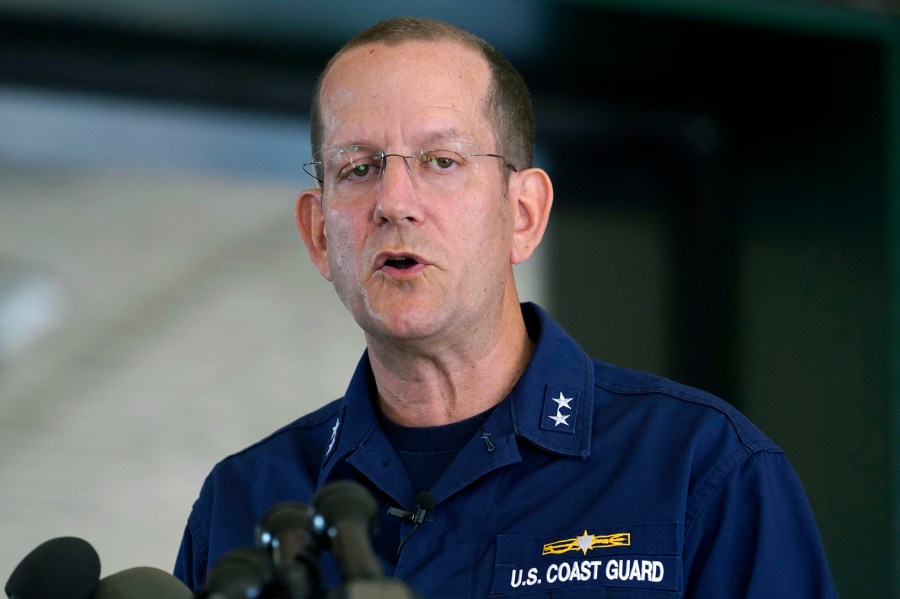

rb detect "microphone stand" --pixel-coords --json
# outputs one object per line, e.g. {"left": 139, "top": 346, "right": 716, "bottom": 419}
{"left": 312, "top": 481, "right": 424, "bottom": 599}
{"left": 200, "top": 481, "right": 427, "bottom": 598}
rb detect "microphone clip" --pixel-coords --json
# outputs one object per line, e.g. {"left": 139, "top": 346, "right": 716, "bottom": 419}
{"left": 386, "top": 506, "right": 428, "bottom": 525}
{"left": 388, "top": 491, "right": 435, "bottom": 526}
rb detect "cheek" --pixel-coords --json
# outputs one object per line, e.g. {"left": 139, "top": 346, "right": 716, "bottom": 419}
{"left": 477, "top": 193, "right": 514, "bottom": 250}
{"left": 325, "top": 208, "right": 359, "bottom": 273}
{"left": 323, "top": 210, "right": 368, "bottom": 312}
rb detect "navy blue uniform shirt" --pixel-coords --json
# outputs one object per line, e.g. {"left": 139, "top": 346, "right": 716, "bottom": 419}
{"left": 175, "top": 303, "right": 837, "bottom": 597}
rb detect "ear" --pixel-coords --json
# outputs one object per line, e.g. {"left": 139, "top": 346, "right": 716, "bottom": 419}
{"left": 295, "top": 188, "right": 332, "bottom": 281}
{"left": 509, "top": 167, "right": 553, "bottom": 265}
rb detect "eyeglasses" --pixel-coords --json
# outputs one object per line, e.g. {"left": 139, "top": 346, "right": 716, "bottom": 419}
{"left": 302, "top": 145, "right": 517, "bottom": 200}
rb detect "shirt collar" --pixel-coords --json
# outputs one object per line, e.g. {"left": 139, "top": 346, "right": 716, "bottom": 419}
{"left": 317, "top": 351, "right": 378, "bottom": 486}
{"left": 318, "top": 302, "right": 594, "bottom": 484}
{"left": 508, "top": 302, "right": 594, "bottom": 458}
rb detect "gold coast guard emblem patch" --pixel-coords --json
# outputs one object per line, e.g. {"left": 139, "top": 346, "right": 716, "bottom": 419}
{"left": 542, "top": 530, "right": 631, "bottom": 556}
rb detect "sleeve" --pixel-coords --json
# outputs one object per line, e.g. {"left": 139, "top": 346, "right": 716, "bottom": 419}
{"left": 173, "top": 522, "right": 206, "bottom": 593}
{"left": 682, "top": 449, "right": 839, "bottom": 598}
{"left": 173, "top": 513, "right": 207, "bottom": 593}
{"left": 173, "top": 483, "right": 213, "bottom": 594}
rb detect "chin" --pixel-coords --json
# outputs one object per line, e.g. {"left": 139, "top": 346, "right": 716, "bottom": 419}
{"left": 359, "top": 301, "right": 447, "bottom": 343}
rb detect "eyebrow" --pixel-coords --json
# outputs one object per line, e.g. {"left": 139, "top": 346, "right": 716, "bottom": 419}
{"left": 327, "top": 127, "right": 479, "bottom": 154}
{"left": 418, "top": 127, "right": 476, "bottom": 149}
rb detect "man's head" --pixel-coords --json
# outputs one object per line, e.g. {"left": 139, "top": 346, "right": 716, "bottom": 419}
{"left": 296, "top": 17, "right": 552, "bottom": 349}
{"left": 309, "top": 17, "right": 534, "bottom": 172}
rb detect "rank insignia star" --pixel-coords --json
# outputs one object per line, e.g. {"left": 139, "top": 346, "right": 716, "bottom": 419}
{"left": 552, "top": 392, "right": 573, "bottom": 410}
{"left": 540, "top": 386, "right": 580, "bottom": 434}
{"left": 549, "top": 408, "right": 570, "bottom": 427}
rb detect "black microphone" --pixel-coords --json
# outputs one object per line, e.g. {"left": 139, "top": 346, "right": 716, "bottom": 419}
{"left": 90, "top": 567, "right": 193, "bottom": 599}
{"left": 5, "top": 536, "right": 100, "bottom": 599}
{"left": 254, "top": 501, "right": 320, "bottom": 599}
{"left": 313, "top": 482, "right": 424, "bottom": 599}
{"left": 311, "top": 481, "right": 382, "bottom": 580}
{"left": 196, "top": 546, "right": 280, "bottom": 599}
{"left": 411, "top": 493, "right": 435, "bottom": 525}
{"left": 389, "top": 492, "right": 436, "bottom": 557}
{"left": 387, "top": 492, "right": 435, "bottom": 526}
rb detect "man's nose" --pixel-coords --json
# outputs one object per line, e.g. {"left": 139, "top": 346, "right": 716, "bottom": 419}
{"left": 373, "top": 155, "right": 423, "bottom": 225}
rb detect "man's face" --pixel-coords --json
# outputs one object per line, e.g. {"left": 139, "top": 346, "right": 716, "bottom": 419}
{"left": 311, "top": 39, "right": 518, "bottom": 346}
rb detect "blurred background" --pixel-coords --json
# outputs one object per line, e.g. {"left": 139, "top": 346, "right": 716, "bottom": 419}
{"left": 0, "top": 0, "right": 898, "bottom": 596}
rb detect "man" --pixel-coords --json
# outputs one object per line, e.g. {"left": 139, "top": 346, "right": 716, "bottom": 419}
{"left": 175, "top": 16, "right": 838, "bottom": 597}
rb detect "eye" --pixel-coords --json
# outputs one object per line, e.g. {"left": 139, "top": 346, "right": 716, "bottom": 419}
{"left": 337, "top": 155, "right": 381, "bottom": 182}
{"left": 348, "top": 163, "right": 372, "bottom": 178}
{"left": 421, "top": 150, "right": 464, "bottom": 173}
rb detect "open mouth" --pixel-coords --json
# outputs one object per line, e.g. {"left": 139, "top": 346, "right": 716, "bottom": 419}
{"left": 384, "top": 256, "right": 419, "bottom": 270}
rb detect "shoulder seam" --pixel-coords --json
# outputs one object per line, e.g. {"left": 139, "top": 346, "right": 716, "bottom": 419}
{"left": 595, "top": 374, "right": 763, "bottom": 449}
{"left": 684, "top": 445, "right": 784, "bottom": 539}
{"left": 220, "top": 399, "right": 342, "bottom": 461}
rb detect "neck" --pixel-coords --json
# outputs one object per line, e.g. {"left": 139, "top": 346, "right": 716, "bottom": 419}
{"left": 367, "top": 300, "right": 533, "bottom": 427}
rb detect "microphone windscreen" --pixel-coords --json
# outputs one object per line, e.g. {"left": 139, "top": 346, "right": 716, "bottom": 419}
{"left": 199, "top": 546, "right": 279, "bottom": 599}
{"left": 313, "top": 480, "right": 378, "bottom": 534}
{"left": 414, "top": 492, "right": 436, "bottom": 511}
{"left": 91, "top": 567, "right": 193, "bottom": 599}
{"left": 5, "top": 536, "right": 100, "bottom": 599}
{"left": 312, "top": 480, "right": 383, "bottom": 580}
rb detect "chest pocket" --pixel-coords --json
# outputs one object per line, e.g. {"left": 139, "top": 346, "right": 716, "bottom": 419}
{"left": 489, "top": 522, "right": 681, "bottom": 598}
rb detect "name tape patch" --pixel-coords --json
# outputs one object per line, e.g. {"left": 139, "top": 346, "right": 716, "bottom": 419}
{"left": 492, "top": 523, "right": 680, "bottom": 595}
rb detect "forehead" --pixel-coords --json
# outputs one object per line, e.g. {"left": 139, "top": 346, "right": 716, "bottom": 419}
{"left": 319, "top": 39, "right": 495, "bottom": 148}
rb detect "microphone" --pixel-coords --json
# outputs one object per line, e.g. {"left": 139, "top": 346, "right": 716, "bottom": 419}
{"left": 411, "top": 493, "right": 435, "bottom": 525}
{"left": 196, "top": 546, "right": 280, "bottom": 599}
{"left": 387, "top": 492, "right": 435, "bottom": 526}
{"left": 388, "top": 492, "right": 436, "bottom": 557}
{"left": 91, "top": 567, "right": 193, "bottom": 599}
{"left": 5, "top": 536, "right": 100, "bottom": 599}
{"left": 254, "top": 501, "right": 320, "bottom": 599}
{"left": 313, "top": 481, "right": 424, "bottom": 599}
{"left": 311, "top": 481, "right": 382, "bottom": 580}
